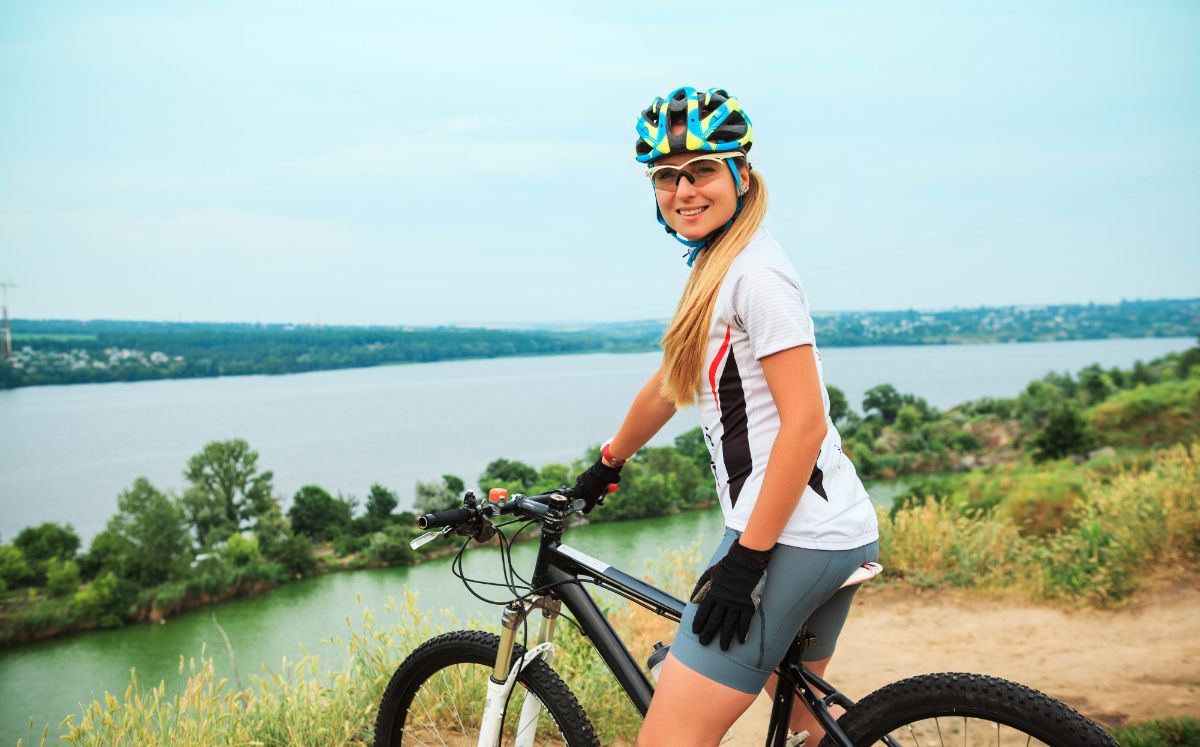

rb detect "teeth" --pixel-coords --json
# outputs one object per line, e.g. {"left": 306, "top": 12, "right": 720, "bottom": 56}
{"left": 679, "top": 207, "right": 707, "bottom": 216}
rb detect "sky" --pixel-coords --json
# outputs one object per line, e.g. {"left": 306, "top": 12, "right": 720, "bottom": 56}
{"left": 1, "top": 1, "right": 1198, "bottom": 326}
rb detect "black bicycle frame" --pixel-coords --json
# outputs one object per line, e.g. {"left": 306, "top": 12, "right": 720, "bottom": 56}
{"left": 527, "top": 525, "right": 861, "bottom": 747}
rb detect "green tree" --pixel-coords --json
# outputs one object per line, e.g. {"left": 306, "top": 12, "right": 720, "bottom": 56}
{"left": 220, "top": 533, "right": 261, "bottom": 567}
{"left": 80, "top": 528, "right": 134, "bottom": 581}
{"left": 532, "top": 463, "right": 570, "bottom": 493}
{"left": 414, "top": 474, "right": 466, "bottom": 515}
{"left": 287, "top": 485, "right": 352, "bottom": 541}
{"left": 181, "top": 439, "right": 274, "bottom": 547}
{"left": 674, "top": 428, "right": 712, "bottom": 473}
{"left": 1078, "top": 364, "right": 1115, "bottom": 406}
{"left": 363, "top": 483, "right": 399, "bottom": 528}
{"left": 0, "top": 545, "right": 33, "bottom": 589}
{"left": 363, "top": 525, "right": 418, "bottom": 566}
{"left": 271, "top": 534, "right": 318, "bottom": 577}
{"left": 45, "top": 558, "right": 81, "bottom": 596}
{"left": 100, "top": 478, "right": 192, "bottom": 586}
{"left": 480, "top": 458, "right": 538, "bottom": 493}
{"left": 14, "top": 522, "right": 80, "bottom": 583}
{"left": 826, "top": 385, "right": 850, "bottom": 425}
{"left": 863, "top": 384, "right": 904, "bottom": 425}
{"left": 895, "top": 404, "right": 922, "bottom": 433}
{"left": 70, "top": 571, "right": 127, "bottom": 627}
{"left": 587, "top": 447, "right": 706, "bottom": 522}
{"left": 1029, "top": 401, "right": 1098, "bottom": 462}
{"left": 1176, "top": 338, "right": 1200, "bottom": 378}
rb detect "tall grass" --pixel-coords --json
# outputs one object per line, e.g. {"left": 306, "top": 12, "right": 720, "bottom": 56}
{"left": 879, "top": 442, "right": 1200, "bottom": 605}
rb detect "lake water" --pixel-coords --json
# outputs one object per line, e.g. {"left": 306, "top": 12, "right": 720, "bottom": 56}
{"left": 0, "top": 336, "right": 1196, "bottom": 742}
{"left": 1, "top": 336, "right": 1194, "bottom": 542}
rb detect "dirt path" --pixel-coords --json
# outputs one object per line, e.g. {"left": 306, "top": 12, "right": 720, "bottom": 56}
{"left": 722, "top": 574, "right": 1200, "bottom": 744}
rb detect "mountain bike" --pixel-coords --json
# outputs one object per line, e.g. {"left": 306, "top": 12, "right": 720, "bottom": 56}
{"left": 374, "top": 488, "right": 1118, "bottom": 746}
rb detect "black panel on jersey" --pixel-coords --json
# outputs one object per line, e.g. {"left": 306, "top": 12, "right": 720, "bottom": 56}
{"left": 718, "top": 345, "right": 753, "bottom": 506}
{"left": 808, "top": 459, "right": 829, "bottom": 501}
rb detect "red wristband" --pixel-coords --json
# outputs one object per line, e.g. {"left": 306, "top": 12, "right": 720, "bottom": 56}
{"left": 601, "top": 441, "right": 627, "bottom": 469}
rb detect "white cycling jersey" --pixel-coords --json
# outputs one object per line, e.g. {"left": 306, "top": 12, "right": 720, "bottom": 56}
{"left": 697, "top": 227, "right": 878, "bottom": 550}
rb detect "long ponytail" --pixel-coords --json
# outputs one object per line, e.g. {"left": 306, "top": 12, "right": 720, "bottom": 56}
{"left": 660, "top": 168, "right": 769, "bottom": 408}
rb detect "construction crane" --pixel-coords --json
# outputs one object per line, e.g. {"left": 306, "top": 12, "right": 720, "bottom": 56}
{"left": 0, "top": 280, "right": 14, "bottom": 360}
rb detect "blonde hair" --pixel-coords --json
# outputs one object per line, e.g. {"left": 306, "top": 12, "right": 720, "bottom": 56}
{"left": 660, "top": 167, "right": 769, "bottom": 408}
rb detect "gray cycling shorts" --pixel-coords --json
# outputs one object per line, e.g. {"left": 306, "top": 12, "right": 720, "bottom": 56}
{"left": 670, "top": 528, "right": 879, "bottom": 694}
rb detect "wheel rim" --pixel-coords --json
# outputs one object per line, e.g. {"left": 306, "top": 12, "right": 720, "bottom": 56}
{"left": 395, "top": 661, "right": 569, "bottom": 747}
{"left": 865, "top": 714, "right": 1060, "bottom": 746}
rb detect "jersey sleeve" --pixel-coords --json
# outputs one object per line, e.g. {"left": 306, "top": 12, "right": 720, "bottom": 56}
{"left": 730, "top": 263, "right": 816, "bottom": 360}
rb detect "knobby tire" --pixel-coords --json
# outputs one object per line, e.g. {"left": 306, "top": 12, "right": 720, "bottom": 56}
{"left": 817, "top": 671, "right": 1118, "bottom": 747}
{"left": 374, "top": 629, "right": 600, "bottom": 747}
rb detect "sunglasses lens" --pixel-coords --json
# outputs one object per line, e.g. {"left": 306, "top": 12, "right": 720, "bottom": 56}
{"left": 651, "top": 167, "right": 683, "bottom": 191}
{"left": 648, "top": 157, "right": 732, "bottom": 191}
{"left": 688, "top": 160, "right": 726, "bottom": 186}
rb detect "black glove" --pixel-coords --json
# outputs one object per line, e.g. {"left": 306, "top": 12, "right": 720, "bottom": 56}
{"left": 573, "top": 458, "right": 621, "bottom": 514}
{"left": 690, "top": 539, "right": 772, "bottom": 650}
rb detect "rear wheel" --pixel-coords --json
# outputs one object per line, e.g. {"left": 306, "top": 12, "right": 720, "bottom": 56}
{"left": 819, "top": 672, "right": 1117, "bottom": 747}
{"left": 374, "top": 629, "right": 599, "bottom": 747}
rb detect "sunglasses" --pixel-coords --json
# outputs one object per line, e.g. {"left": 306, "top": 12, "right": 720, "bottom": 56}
{"left": 645, "top": 153, "right": 744, "bottom": 193}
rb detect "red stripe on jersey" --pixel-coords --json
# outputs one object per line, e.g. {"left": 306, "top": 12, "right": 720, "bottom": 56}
{"left": 708, "top": 325, "right": 731, "bottom": 411}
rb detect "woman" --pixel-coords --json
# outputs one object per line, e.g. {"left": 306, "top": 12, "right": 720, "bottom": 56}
{"left": 572, "top": 87, "right": 879, "bottom": 746}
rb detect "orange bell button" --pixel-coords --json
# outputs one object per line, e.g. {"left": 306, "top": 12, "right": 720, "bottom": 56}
{"left": 488, "top": 488, "right": 509, "bottom": 502}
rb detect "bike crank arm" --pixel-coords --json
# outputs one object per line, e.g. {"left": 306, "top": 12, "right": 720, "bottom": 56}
{"left": 478, "top": 641, "right": 555, "bottom": 747}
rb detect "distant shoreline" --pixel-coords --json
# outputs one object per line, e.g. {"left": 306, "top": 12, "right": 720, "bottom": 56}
{"left": 3, "top": 331, "right": 1197, "bottom": 391}
{"left": 3, "top": 296, "right": 1197, "bottom": 390}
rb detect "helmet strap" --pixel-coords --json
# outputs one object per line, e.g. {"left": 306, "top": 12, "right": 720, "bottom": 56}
{"left": 656, "top": 157, "right": 746, "bottom": 268}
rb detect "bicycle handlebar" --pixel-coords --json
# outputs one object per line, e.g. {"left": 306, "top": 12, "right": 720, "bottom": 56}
{"left": 416, "top": 488, "right": 576, "bottom": 531}
{"left": 416, "top": 506, "right": 475, "bottom": 530}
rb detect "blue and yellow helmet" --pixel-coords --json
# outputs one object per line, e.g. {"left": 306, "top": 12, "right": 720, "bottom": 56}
{"left": 634, "top": 87, "right": 753, "bottom": 163}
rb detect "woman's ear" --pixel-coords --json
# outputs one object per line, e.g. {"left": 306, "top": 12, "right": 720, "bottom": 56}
{"left": 738, "top": 161, "right": 751, "bottom": 193}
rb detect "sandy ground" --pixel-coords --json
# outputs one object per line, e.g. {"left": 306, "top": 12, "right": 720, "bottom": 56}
{"left": 721, "top": 574, "right": 1200, "bottom": 745}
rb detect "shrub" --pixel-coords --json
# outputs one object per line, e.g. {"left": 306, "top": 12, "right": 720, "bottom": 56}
{"left": 1090, "top": 377, "right": 1200, "bottom": 448}
{"left": 70, "top": 571, "right": 127, "bottom": 627}
{"left": 1028, "top": 401, "right": 1098, "bottom": 462}
{"left": 288, "top": 485, "right": 353, "bottom": 541}
{"left": 363, "top": 526, "right": 417, "bottom": 566}
{"left": 45, "top": 558, "right": 81, "bottom": 597}
{"left": 220, "top": 533, "right": 262, "bottom": 567}
{"left": 0, "top": 544, "right": 33, "bottom": 588}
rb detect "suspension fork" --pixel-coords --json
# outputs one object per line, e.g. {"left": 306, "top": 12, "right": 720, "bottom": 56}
{"left": 479, "top": 595, "right": 562, "bottom": 747}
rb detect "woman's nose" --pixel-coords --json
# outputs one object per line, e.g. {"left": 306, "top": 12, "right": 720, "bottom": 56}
{"left": 674, "top": 173, "right": 698, "bottom": 198}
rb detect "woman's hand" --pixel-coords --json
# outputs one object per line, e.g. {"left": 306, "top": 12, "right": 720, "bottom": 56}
{"left": 572, "top": 459, "right": 622, "bottom": 514}
{"left": 690, "top": 539, "right": 773, "bottom": 650}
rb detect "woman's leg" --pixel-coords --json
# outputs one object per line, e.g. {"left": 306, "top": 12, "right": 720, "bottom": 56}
{"left": 637, "top": 653, "right": 757, "bottom": 747}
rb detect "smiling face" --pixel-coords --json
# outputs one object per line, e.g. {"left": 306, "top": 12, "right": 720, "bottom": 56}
{"left": 652, "top": 152, "right": 750, "bottom": 240}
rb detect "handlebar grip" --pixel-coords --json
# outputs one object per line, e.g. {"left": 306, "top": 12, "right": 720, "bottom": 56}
{"left": 417, "top": 506, "right": 475, "bottom": 530}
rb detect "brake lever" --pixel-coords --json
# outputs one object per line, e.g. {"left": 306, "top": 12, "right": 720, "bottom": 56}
{"left": 409, "top": 525, "right": 454, "bottom": 550}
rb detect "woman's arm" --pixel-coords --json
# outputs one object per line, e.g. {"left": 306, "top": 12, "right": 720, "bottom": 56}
{"left": 605, "top": 365, "right": 679, "bottom": 465}
{"left": 738, "top": 345, "right": 828, "bottom": 551}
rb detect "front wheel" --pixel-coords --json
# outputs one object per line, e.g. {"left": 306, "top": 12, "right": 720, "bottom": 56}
{"left": 374, "top": 629, "right": 600, "bottom": 747}
{"left": 819, "top": 672, "right": 1117, "bottom": 747}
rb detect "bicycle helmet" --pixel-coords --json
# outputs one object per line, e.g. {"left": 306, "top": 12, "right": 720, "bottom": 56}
{"left": 634, "top": 87, "right": 754, "bottom": 265}
{"left": 634, "top": 87, "right": 753, "bottom": 163}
